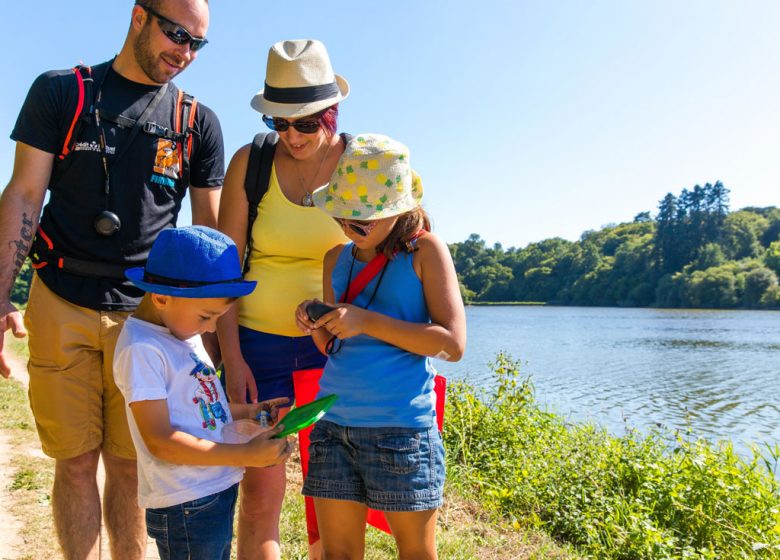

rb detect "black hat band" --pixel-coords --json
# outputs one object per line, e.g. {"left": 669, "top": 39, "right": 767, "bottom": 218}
{"left": 263, "top": 81, "right": 340, "bottom": 104}
{"left": 143, "top": 271, "right": 244, "bottom": 288}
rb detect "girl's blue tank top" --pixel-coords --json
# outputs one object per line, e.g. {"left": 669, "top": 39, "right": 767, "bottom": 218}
{"left": 317, "top": 243, "right": 437, "bottom": 428}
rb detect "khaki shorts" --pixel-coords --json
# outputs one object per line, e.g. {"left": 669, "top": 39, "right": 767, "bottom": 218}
{"left": 24, "top": 274, "right": 135, "bottom": 460}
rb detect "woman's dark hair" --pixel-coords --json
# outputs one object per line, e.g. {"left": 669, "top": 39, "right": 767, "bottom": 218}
{"left": 316, "top": 104, "right": 339, "bottom": 136}
{"left": 376, "top": 207, "right": 431, "bottom": 259}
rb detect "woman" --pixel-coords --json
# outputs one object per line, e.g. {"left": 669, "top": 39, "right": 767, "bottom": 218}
{"left": 217, "top": 39, "right": 348, "bottom": 559}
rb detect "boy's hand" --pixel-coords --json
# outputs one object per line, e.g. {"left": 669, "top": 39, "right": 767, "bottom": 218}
{"left": 245, "top": 426, "right": 292, "bottom": 467}
{"left": 249, "top": 397, "right": 290, "bottom": 425}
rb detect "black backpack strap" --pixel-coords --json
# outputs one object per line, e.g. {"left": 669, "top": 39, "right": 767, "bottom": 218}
{"left": 241, "top": 131, "right": 351, "bottom": 274}
{"left": 243, "top": 132, "right": 279, "bottom": 273}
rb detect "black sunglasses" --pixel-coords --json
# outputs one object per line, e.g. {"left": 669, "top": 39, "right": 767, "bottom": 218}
{"left": 137, "top": 3, "right": 209, "bottom": 52}
{"left": 335, "top": 218, "right": 377, "bottom": 237}
{"left": 262, "top": 115, "right": 321, "bottom": 134}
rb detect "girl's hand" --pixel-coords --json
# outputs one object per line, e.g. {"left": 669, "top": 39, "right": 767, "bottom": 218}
{"left": 314, "top": 304, "right": 368, "bottom": 339}
{"left": 296, "top": 299, "right": 340, "bottom": 334}
{"left": 295, "top": 299, "right": 318, "bottom": 334}
{"left": 223, "top": 355, "right": 258, "bottom": 404}
{"left": 249, "top": 397, "right": 290, "bottom": 425}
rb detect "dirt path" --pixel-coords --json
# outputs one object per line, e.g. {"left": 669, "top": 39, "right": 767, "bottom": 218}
{"left": 0, "top": 347, "right": 28, "bottom": 559}
{"left": 0, "top": 337, "right": 159, "bottom": 559}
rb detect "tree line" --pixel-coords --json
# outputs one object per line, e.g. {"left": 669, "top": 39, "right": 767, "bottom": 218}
{"left": 11, "top": 181, "right": 780, "bottom": 310}
{"left": 450, "top": 181, "right": 780, "bottom": 309}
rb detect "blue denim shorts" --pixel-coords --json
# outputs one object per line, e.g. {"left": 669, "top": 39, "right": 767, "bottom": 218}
{"left": 235, "top": 327, "right": 326, "bottom": 404}
{"left": 145, "top": 483, "right": 238, "bottom": 560}
{"left": 302, "top": 420, "right": 445, "bottom": 512}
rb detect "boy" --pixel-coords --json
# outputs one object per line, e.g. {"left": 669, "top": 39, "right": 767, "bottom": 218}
{"left": 114, "top": 226, "right": 292, "bottom": 560}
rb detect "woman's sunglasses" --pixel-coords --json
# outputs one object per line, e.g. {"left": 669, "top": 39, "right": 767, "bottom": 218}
{"left": 137, "top": 3, "right": 209, "bottom": 52}
{"left": 336, "top": 218, "right": 377, "bottom": 237}
{"left": 262, "top": 115, "right": 321, "bottom": 134}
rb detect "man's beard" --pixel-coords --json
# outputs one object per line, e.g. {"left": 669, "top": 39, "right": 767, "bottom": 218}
{"left": 133, "top": 23, "right": 181, "bottom": 84}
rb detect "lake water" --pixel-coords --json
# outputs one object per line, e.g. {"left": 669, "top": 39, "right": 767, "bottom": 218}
{"left": 436, "top": 306, "right": 780, "bottom": 457}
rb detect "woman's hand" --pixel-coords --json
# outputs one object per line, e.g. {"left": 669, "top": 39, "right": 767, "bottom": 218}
{"left": 223, "top": 356, "right": 258, "bottom": 404}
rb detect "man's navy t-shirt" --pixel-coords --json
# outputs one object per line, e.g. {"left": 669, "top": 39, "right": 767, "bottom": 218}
{"left": 11, "top": 61, "right": 225, "bottom": 311}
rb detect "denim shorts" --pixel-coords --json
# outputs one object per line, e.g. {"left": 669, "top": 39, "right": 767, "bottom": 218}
{"left": 145, "top": 483, "right": 238, "bottom": 560}
{"left": 302, "top": 420, "right": 445, "bottom": 512}
{"left": 234, "top": 327, "right": 326, "bottom": 404}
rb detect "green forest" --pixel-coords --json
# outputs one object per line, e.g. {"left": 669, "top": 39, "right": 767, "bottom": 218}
{"left": 450, "top": 181, "right": 780, "bottom": 309}
{"left": 11, "top": 181, "right": 780, "bottom": 310}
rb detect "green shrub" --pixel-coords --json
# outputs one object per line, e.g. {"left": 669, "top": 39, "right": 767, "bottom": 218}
{"left": 443, "top": 354, "right": 780, "bottom": 559}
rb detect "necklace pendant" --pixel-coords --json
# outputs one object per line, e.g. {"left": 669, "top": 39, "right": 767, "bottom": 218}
{"left": 301, "top": 192, "right": 314, "bottom": 207}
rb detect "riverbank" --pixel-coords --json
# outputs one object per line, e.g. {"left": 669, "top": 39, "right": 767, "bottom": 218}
{"left": 0, "top": 333, "right": 575, "bottom": 559}
{"left": 444, "top": 353, "right": 780, "bottom": 558}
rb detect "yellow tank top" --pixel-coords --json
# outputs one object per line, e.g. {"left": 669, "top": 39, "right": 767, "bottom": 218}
{"left": 239, "top": 164, "right": 346, "bottom": 336}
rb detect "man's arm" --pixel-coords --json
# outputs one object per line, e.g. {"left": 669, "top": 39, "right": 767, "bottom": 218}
{"left": 0, "top": 143, "right": 53, "bottom": 378}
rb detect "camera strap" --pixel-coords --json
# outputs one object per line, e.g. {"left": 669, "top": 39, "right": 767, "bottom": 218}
{"left": 94, "top": 73, "right": 170, "bottom": 208}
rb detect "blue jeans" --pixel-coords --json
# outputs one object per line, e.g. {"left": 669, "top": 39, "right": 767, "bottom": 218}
{"left": 234, "top": 327, "right": 326, "bottom": 404}
{"left": 145, "top": 484, "right": 238, "bottom": 560}
{"left": 302, "top": 420, "right": 445, "bottom": 511}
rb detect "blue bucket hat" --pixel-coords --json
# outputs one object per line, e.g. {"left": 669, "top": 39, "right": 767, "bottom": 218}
{"left": 125, "top": 226, "right": 256, "bottom": 298}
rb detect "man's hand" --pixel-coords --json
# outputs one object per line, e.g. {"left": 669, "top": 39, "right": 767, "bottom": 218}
{"left": 0, "top": 301, "right": 26, "bottom": 379}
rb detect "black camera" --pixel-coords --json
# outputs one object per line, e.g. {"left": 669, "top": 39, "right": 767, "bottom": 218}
{"left": 306, "top": 301, "right": 336, "bottom": 322}
{"left": 93, "top": 210, "right": 121, "bottom": 236}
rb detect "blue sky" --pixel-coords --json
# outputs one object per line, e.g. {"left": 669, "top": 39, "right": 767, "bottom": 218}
{"left": 2, "top": 1, "right": 778, "bottom": 247}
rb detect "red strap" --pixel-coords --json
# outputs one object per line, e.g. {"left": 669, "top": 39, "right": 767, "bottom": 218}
{"left": 174, "top": 90, "right": 184, "bottom": 167}
{"left": 338, "top": 230, "right": 425, "bottom": 304}
{"left": 186, "top": 99, "right": 197, "bottom": 157}
{"left": 339, "top": 253, "right": 387, "bottom": 304}
{"left": 58, "top": 66, "right": 88, "bottom": 160}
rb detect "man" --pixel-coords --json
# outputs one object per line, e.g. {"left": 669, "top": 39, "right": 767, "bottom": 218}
{"left": 0, "top": 1, "right": 222, "bottom": 558}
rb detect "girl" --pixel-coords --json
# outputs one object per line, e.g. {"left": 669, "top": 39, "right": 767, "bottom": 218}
{"left": 296, "top": 134, "right": 466, "bottom": 559}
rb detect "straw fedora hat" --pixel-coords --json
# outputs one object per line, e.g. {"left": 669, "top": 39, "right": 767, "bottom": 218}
{"left": 250, "top": 39, "right": 349, "bottom": 118}
{"left": 312, "top": 134, "right": 423, "bottom": 220}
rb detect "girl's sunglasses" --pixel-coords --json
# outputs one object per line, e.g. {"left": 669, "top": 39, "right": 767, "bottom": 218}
{"left": 336, "top": 218, "right": 377, "bottom": 237}
{"left": 137, "top": 3, "right": 209, "bottom": 52}
{"left": 262, "top": 115, "right": 321, "bottom": 134}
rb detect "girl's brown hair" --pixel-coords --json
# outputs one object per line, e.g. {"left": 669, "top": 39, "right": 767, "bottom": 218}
{"left": 376, "top": 207, "right": 431, "bottom": 259}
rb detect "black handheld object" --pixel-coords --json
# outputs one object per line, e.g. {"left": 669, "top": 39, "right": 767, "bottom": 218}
{"left": 306, "top": 301, "right": 336, "bottom": 322}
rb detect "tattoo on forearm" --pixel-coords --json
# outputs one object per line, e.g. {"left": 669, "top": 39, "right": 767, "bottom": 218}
{"left": 9, "top": 212, "right": 34, "bottom": 283}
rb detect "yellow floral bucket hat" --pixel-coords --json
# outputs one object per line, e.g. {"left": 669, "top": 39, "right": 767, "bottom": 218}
{"left": 312, "top": 133, "right": 423, "bottom": 220}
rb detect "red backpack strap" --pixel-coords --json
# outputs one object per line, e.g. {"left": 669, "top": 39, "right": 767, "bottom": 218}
{"left": 58, "top": 65, "right": 93, "bottom": 160}
{"left": 174, "top": 89, "right": 197, "bottom": 186}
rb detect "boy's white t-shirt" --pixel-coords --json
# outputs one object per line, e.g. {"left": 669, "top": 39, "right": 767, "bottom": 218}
{"left": 114, "top": 316, "right": 243, "bottom": 509}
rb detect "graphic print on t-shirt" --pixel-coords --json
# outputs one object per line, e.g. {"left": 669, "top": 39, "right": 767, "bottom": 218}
{"left": 152, "top": 138, "right": 180, "bottom": 188}
{"left": 189, "top": 353, "right": 228, "bottom": 430}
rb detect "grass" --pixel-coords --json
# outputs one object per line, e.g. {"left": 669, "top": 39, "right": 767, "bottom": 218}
{"left": 444, "top": 353, "right": 780, "bottom": 559}
{"left": 2, "top": 338, "right": 575, "bottom": 559}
